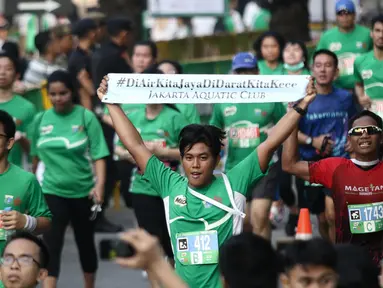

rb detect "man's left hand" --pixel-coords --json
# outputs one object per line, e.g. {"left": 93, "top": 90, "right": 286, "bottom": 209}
{"left": 2, "top": 211, "right": 27, "bottom": 230}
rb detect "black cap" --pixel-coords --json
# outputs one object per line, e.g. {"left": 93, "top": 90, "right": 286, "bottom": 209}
{"left": 107, "top": 17, "right": 133, "bottom": 36}
{"left": 72, "top": 18, "right": 97, "bottom": 38}
{"left": 1, "top": 42, "right": 19, "bottom": 59}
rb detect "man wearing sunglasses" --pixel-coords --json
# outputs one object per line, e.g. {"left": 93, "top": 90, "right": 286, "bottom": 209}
{"left": 316, "top": 0, "right": 372, "bottom": 93}
{"left": 283, "top": 110, "right": 383, "bottom": 267}
{"left": 0, "top": 231, "right": 49, "bottom": 288}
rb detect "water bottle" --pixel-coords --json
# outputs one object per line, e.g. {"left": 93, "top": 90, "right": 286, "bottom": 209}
{"left": 4, "top": 207, "right": 15, "bottom": 240}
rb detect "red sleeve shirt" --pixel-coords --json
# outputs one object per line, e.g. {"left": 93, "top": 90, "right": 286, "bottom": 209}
{"left": 309, "top": 157, "right": 347, "bottom": 189}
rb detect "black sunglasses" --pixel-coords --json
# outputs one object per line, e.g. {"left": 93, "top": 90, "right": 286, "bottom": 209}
{"left": 348, "top": 125, "right": 382, "bottom": 136}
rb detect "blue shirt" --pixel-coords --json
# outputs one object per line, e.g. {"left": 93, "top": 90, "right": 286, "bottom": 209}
{"left": 299, "top": 87, "right": 357, "bottom": 160}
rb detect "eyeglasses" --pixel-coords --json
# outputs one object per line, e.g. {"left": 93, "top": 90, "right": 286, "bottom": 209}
{"left": 348, "top": 125, "right": 382, "bottom": 136}
{"left": 1, "top": 255, "right": 40, "bottom": 267}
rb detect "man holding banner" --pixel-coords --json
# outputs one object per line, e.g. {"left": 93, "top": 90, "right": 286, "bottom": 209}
{"left": 98, "top": 73, "right": 314, "bottom": 288}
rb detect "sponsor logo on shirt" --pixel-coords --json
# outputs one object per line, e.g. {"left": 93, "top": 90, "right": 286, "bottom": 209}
{"left": 329, "top": 42, "right": 342, "bottom": 52}
{"left": 203, "top": 201, "right": 212, "bottom": 208}
{"left": 344, "top": 184, "right": 383, "bottom": 195}
{"left": 157, "top": 129, "right": 169, "bottom": 138}
{"left": 361, "top": 69, "right": 373, "bottom": 80}
{"left": 356, "top": 41, "right": 366, "bottom": 49}
{"left": 72, "top": 125, "right": 84, "bottom": 133}
{"left": 174, "top": 195, "right": 187, "bottom": 207}
{"left": 214, "top": 196, "right": 222, "bottom": 203}
{"left": 254, "top": 109, "right": 262, "bottom": 115}
{"left": 12, "top": 118, "right": 22, "bottom": 126}
{"left": 40, "top": 125, "right": 53, "bottom": 135}
{"left": 224, "top": 106, "right": 237, "bottom": 117}
{"left": 4, "top": 195, "right": 13, "bottom": 205}
{"left": 13, "top": 197, "right": 21, "bottom": 206}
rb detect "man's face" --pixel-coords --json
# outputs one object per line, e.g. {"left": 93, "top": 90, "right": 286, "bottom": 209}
{"left": 281, "top": 265, "right": 338, "bottom": 288}
{"left": 0, "top": 57, "right": 16, "bottom": 90}
{"left": 336, "top": 11, "right": 355, "bottom": 30}
{"left": 0, "top": 123, "right": 13, "bottom": 160}
{"left": 371, "top": 22, "right": 383, "bottom": 50}
{"left": 348, "top": 116, "right": 382, "bottom": 158}
{"left": 0, "top": 239, "right": 47, "bottom": 288}
{"left": 59, "top": 35, "right": 73, "bottom": 54}
{"left": 181, "top": 142, "right": 219, "bottom": 188}
{"left": 132, "top": 45, "right": 155, "bottom": 73}
{"left": 312, "top": 54, "right": 338, "bottom": 86}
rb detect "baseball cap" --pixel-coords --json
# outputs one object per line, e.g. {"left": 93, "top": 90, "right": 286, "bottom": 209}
{"left": 232, "top": 52, "right": 258, "bottom": 71}
{"left": 336, "top": 0, "right": 356, "bottom": 14}
{"left": 52, "top": 24, "right": 72, "bottom": 38}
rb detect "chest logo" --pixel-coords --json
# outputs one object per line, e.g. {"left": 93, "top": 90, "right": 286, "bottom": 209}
{"left": 13, "top": 118, "right": 22, "bottom": 126}
{"left": 41, "top": 125, "right": 53, "bottom": 135}
{"left": 174, "top": 195, "right": 187, "bottom": 207}
{"left": 329, "top": 42, "right": 342, "bottom": 52}
{"left": 13, "top": 198, "right": 21, "bottom": 206}
{"left": 4, "top": 195, "right": 13, "bottom": 205}
{"left": 157, "top": 129, "right": 169, "bottom": 138}
{"left": 361, "top": 70, "right": 373, "bottom": 80}
{"left": 356, "top": 41, "right": 366, "bottom": 49}
{"left": 72, "top": 125, "right": 84, "bottom": 133}
{"left": 224, "top": 106, "right": 237, "bottom": 117}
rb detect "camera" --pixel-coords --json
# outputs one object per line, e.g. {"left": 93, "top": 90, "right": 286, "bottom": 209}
{"left": 99, "top": 239, "right": 135, "bottom": 260}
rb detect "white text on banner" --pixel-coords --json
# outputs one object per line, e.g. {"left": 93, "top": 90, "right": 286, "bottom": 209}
{"left": 102, "top": 74, "right": 310, "bottom": 104}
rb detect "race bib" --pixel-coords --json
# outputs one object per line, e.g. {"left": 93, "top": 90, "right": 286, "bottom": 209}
{"left": 229, "top": 126, "right": 260, "bottom": 148}
{"left": 370, "top": 101, "right": 383, "bottom": 119}
{"left": 338, "top": 54, "right": 357, "bottom": 76}
{"left": 348, "top": 202, "right": 383, "bottom": 234}
{"left": 176, "top": 230, "right": 219, "bottom": 265}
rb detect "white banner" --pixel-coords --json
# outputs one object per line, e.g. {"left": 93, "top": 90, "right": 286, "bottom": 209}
{"left": 102, "top": 73, "right": 310, "bottom": 104}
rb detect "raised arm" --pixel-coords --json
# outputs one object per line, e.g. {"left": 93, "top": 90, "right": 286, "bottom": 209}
{"left": 282, "top": 126, "right": 310, "bottom": 181}
{"left": 256, "top": 77, "right": 316, "bottom": 173}
{"left": 97, "top": 77, "right": 152, "bottom": 173}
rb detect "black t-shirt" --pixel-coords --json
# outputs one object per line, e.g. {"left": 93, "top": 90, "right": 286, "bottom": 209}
{"left": 68, "top": 47, "right": 92, "bottom": 103}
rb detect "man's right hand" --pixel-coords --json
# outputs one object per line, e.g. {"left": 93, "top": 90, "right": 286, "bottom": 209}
{"left": 97, "top": 76, "right": 109, "bottom": 101}
{"left": 312, "top": 134, "right": 334, "bottom": 156}
{"left": 359, "top": 94, "right": 372, "bottom": 109}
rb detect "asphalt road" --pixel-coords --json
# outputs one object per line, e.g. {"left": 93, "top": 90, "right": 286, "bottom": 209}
{"left": 57, "top": 206, "right": 320, "bottom": 288}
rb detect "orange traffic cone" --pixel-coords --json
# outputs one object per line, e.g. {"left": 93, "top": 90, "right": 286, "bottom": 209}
{"left": 295, "top": 208, "right": 312, "bottom": 240}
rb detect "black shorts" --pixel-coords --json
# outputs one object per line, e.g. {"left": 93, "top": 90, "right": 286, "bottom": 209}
{"left": 296, "top": 178, "right": 331, "bottom": 215}
{"left": 131, "top": 193, "right": 174, "bottom": 259}
{"left": 248, "top": 161, "right": 280, "bottom": 201}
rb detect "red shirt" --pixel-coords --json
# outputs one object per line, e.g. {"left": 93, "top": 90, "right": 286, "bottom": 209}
{"left": 309, "top": 158, "right": 383, "bottom": 265}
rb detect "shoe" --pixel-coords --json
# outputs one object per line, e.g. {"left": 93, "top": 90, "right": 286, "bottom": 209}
{"left": 285, "top": 214, "right": 299, "bottom": 237}
{"left": 95, "top": 217, "right": 124, "bottom": 233}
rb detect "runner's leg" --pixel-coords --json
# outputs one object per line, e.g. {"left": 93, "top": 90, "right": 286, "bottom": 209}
{"left": 324, "top": 194, "right": 336, "bottom": 243}
{"left": 42, "top": 195, "right": 71, "bottom": 288}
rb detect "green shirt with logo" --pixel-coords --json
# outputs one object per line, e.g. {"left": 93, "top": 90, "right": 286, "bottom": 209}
{"left": 316, "top": 25, "right": 372, "bottom": 90}
{"left": 0, "top": 164, "right": 52, "bottom": 254}
{"left": 258, "top": 60, "right": 285, "bottom": 75}
{"left": 30, "top": 105, "right": 110, "bottom": 198}
{"left": 210, "top": 103, "right": 286, "bottom": 172}
{"left": 0, "top": 95, "right": 36, "bottom": 168}
{"left": 117, "top": 105, "right": 189, "bottom": 196}
{"left": 142, "top": 150, "right": 264, "bottom": 288}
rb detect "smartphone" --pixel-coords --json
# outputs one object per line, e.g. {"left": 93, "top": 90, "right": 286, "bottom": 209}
{"left": 99, "top": 239, "right": 135, "bottom": 260}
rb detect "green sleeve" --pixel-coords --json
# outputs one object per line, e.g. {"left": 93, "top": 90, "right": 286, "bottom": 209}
{"left": 30, "top": 112, "right": 44, "bottom": 157}
{"left": 354, "top": 56, "right": 363, "bottom": 84}
{"left": 316, "top": 34, "right": 327, "bottom": 50}
{"left": 26, "top": 176, "right": 52, "bottom": 218}
{"left": 209, "top": 104, "right": 224, "bottom": 128}
{"left": 22, "top": 104, "right": 37, "bottom": 139}
{"left": 84, "top": 110, "right": 110, "bottom": 160}
{"left": 227, "top": 150, "right": 265, "bottom": 196}
{"left": 272, "top": 103, "right": 286, "bottom": 123}
{"left": 142, "top": 155, "right": 185, "bottom": 198}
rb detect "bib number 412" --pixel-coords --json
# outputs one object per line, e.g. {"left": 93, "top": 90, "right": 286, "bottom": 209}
{"left": 194, "top": 235, "right": 211, "bottom": 251}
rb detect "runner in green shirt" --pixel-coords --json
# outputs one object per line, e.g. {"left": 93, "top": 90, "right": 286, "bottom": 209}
{"left": 354, "top": 15, "right": 383, "bottom": 115}
{"left": 0, "top": 110, "right": 51, "bottom": 288}
{"left": 316, "top": 0, "right": 372, "bottom": 91}
{"left": 30, "top": 71, "right": 109, "bottom": 288}
{"left": 253, "top": 31, "right": 285, "bottom": 75}
{"left": 98, "top": 74, "right": 317, "bottom": 288}
{"left": 115, "top": 104, "right": 189, "bottom": 287}
{"left": 158, "top": 60, "right": 201, "bottom": 124}
{"left": 0, "top": 51, "right": 36, "bottom": 169}
{"left": 210, "top": 52, "right": 286, "bottom": 240}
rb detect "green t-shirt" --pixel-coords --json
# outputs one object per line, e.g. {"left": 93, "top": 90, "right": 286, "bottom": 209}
{"left": 354, "top": 51, "right": 383, "bottom": 101}
{"left": 258, "top": 60, "right": 285, "bottom": 75}
{"left": 252, "top": 9, "right": 271, "bottom": 31}
{"left": 0, "top": 164, "right": 52, "bottom": 254}
{"left": 143, "top": 150, "right": 264, "bottom": 288}
{"left": 103, "top": 104, "right": 145, "bottom": 116}
{"left": 30, "top": 105, "right": 110, "bottom": 198}
{"left": 283, "top": 68, "right": 311, "bottom": 76}
{"left": 316, "top": 25, "right": 372, "bottom": 90}
{"left": 176, "top": 104, "right": 201, "bottom": 124}
{"left": 0, "top": 95, "right": 36, "bottom": 167}
{"left": 117, "top": 106, "right": 189, "bottom": 196}
{"left": 210, "top": 103, "right": 286, "bottom": 171}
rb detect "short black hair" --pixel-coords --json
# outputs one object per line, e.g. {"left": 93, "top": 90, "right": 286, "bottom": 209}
{"left": 179, "top": 124, "right": 225, "bottom": 158}
{"left": 219, "top": 232, "right": 280, "bottom": 288}
{"left": 371, "top": 14, "right": 383, "bottom": 29}
{"left": 0, "top": 110, "right": 16, "bottom": 139}
{"left": 72, "top": 18, "right": 97, "bottom": 39}
{"left": 284, "top": 40, "right": 310, "bottom": 69}
{"left": 3, "top": 231, "right": 49, "bottom": 269}
{"left": 107, "top": 17, "right": 133, "bottom": 37}
{"left": 157, "top": 60, "right": 183, "bottom": 74}
{"left": 0, "top": 51, "right": 19, "bottom": 74}
{"left": 35, "top": 31, "right": 53, "bottom": 55}
{"left": 348, "top": 110, "right": 383, "bottom": 130}
{"left": 133, "top": 40, "right": 158, "bottom": 59}
{"left": 253, "top": 31, "right": 285, "bottom": 62}
{"left": 335, "top": 244, "right": 380, "bottom": 288}
{"left": 283, "top": 238, "right": 337, "bottom": 273}
{"left": 312, "top": 49, "right": 339, "bottom": 68}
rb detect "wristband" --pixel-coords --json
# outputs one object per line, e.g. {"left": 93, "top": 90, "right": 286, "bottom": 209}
{"left": 23, "top": 214, "right": 37, "bottom": 232}
{"left": 293, "top": 104, "right": 307, "bottom": 116}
